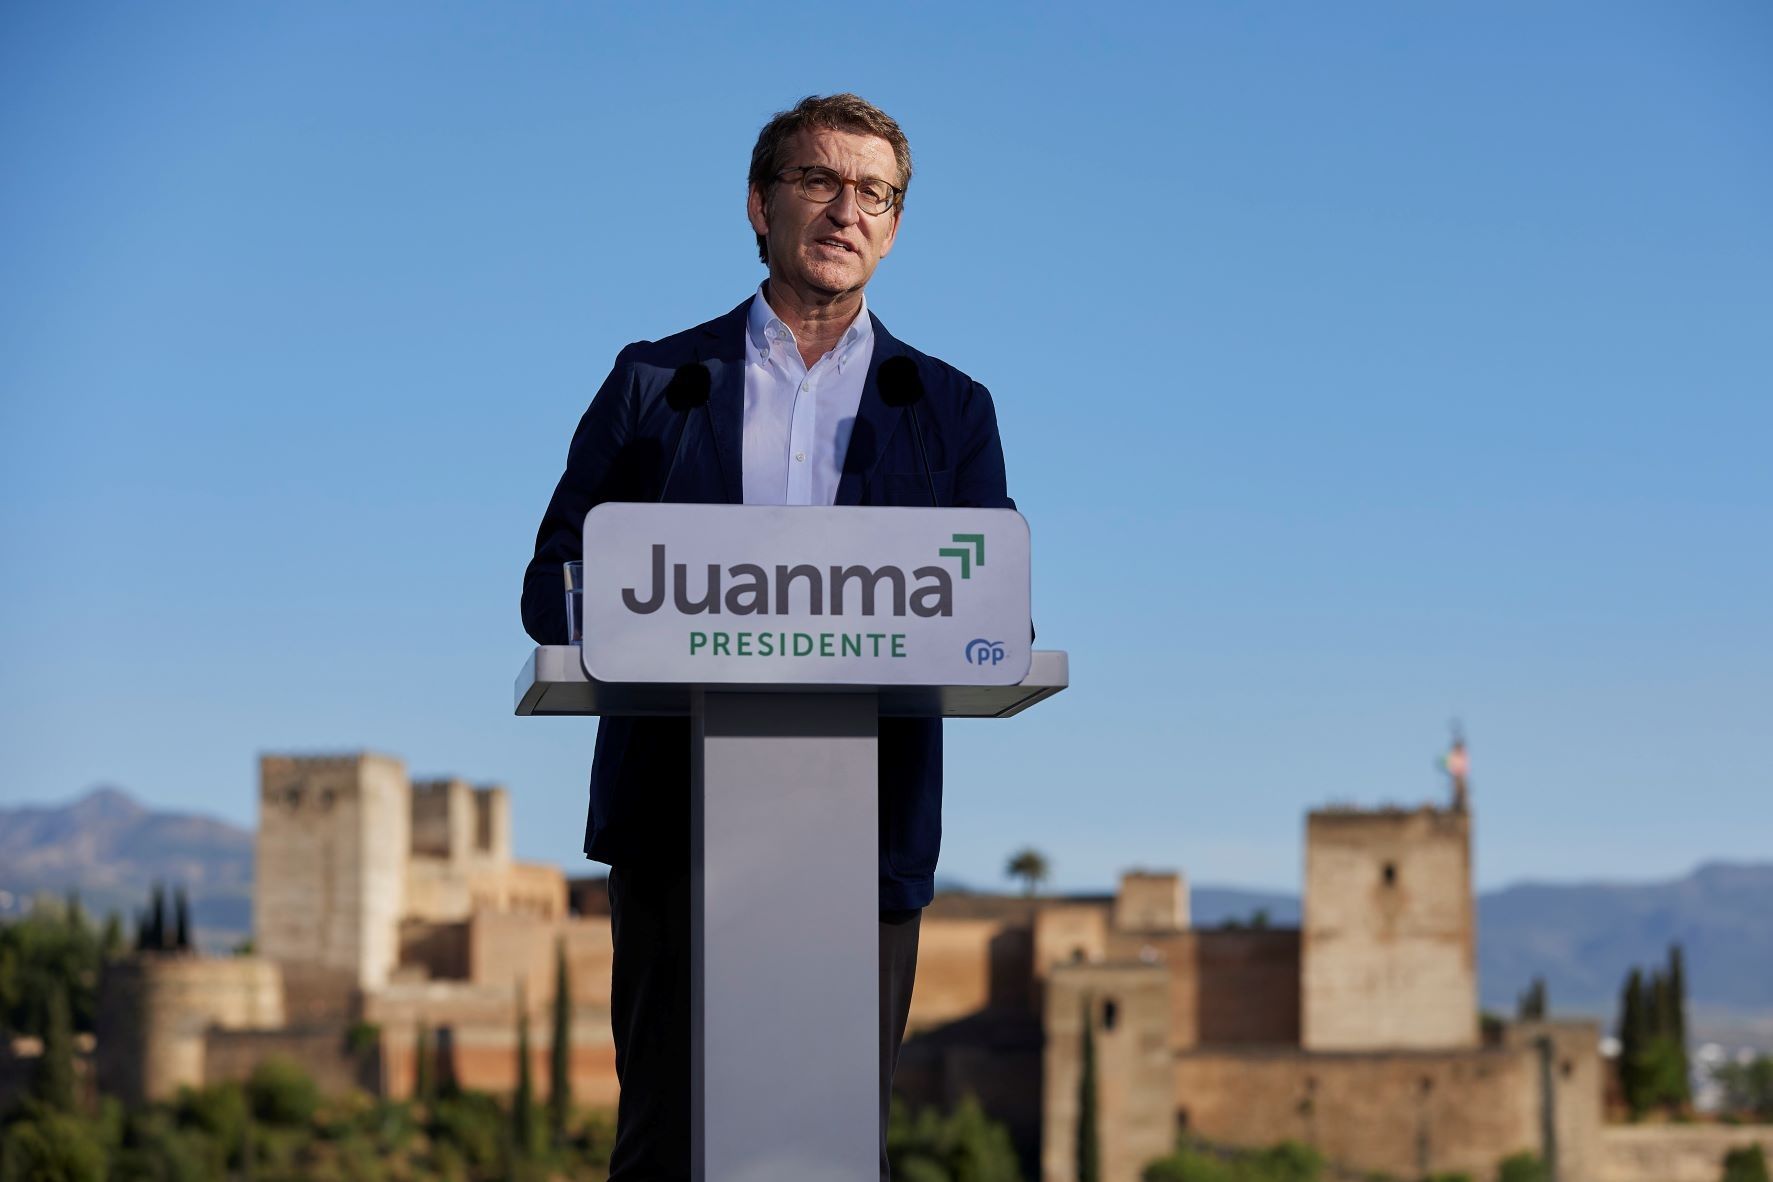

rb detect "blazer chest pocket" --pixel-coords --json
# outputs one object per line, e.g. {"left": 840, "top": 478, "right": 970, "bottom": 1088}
{"left": 872, "top": 467, "right": 954, "bottom": 508}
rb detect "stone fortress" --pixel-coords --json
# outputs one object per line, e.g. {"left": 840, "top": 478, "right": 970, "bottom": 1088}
{"left": 93, "top": 752, "right": 1770, "bottom": 1182}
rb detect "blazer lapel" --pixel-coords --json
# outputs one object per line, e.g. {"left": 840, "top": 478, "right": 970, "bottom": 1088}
{"left": 836, "top": 313, "right": 907, "bottom": 507}
{"left": 697, "top": 301, "right": 749, "bottom": 506}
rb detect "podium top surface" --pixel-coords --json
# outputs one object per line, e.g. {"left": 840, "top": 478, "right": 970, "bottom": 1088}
{"left": 514, "top": 646, "right": 1068, "bottom": 719}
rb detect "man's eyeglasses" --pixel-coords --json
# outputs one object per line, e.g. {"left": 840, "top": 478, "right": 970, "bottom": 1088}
{"left": 773, "top": 165, "right": 903, "bottom": 216}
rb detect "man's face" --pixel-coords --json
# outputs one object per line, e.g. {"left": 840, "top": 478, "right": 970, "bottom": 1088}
{"left": 748, "top": 128, "right": 901, "bottom": 299}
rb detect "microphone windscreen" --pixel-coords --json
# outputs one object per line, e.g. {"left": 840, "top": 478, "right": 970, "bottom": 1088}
{"left": 664, "top": 362, "right": 713, "bottom": 411}
{"left": 877, "top": 356, "right": 926, "bottom": 408}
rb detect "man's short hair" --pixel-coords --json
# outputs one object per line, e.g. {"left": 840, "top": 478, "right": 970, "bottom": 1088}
{"left": 748, "top": 93, "right": 913, "bottom": 264}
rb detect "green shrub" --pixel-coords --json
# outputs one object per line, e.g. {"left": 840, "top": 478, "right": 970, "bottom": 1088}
{"left": 1255, "top": 1140, "right": 1322, "bottom": 1182}
{"left": 1423, "top": 1173, "right": 1474, "bottom": 1182}
{"left": 1722, "top": 1144, "right": 1769, "bottom": 1182}
{"left": 886, "top": 1093, "right": 1022, "bottom": 1182}
{"left": 346, "top": 1021, "right": 381, "bottom": 1057}
{"left": 896, "top": 1157, "right": 954, "bottom": 1182}
{"left": 1497, "top": 1150, "right": 1547, "bottom": 1182}
{"left": 247, "top": 1055, "right": 321, "bottom": 1127}
{"left": 111, "top": 1109, "right": 223, "bottom": 1182}
{"left": 174, "top": 1081, "right": 251, "bottom": 1164}
{"left": 429, "top": 1091, "right": 507, "bottom": 1175}
{"left": 0, "top": 1110, "right": 108, "bottom": 1182}
{"left": 1141, "top": 1145, "right": 1236, "bottom": 1182}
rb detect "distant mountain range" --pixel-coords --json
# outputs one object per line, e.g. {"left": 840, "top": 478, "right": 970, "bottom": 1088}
{"left": 0, "top": 786, "right": 252, "bottom": 947}
{"left": 3, "top": 789, "right": 1768, "bottom": 1036}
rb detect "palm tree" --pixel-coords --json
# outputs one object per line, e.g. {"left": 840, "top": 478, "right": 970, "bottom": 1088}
{"left": 1005, "top": 847, "right": 1050, "bottom": 897}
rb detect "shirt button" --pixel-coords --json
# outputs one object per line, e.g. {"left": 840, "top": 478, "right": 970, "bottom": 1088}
{"left": 794, "top": 452, "right": 806, "bottom": 463}
{"left": 801, "top": 381, "right": 811, "bottom": 392}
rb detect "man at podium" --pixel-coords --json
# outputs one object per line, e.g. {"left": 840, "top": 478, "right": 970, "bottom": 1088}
{"left": 521, "top": 93, "right": 1015, "bottom": 1181}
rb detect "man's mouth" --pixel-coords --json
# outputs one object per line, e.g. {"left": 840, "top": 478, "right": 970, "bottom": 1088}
{"left": 815, "top": 237, "right": 855, "bottom": 253}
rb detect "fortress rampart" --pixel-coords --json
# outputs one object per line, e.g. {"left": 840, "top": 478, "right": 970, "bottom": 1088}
{"left": 96, "top": 954, "right": 284, "bottom": 1103}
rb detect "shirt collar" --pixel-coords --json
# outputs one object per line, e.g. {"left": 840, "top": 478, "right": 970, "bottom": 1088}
{"left": 746, "top": 284, "right": 873, "bottom": 372}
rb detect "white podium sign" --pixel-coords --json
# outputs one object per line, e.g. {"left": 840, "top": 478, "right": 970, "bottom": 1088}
{"left": 581, "top": 503, "right": 1032, "bottom": 685}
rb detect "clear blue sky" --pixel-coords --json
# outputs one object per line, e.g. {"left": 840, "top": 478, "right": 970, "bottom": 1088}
{"left": 3, "top": 3, "right": 1768, "bottom": 895}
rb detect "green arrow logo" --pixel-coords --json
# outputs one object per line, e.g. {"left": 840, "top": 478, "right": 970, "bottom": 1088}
{"left": 938, "top": 533, "right": 985, "bottom": 579}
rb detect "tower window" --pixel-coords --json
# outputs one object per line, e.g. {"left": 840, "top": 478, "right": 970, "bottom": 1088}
{"left": 1382, "top": 861, "right": 1398, "bottom": 887}
{"left": 1102, "top": 999, "right": 1118, "bottom": 1031}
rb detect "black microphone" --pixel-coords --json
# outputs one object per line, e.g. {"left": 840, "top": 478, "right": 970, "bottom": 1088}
{"left": 658, "top": 362, "right": 714, "bottom": 502}
{"left": 877, "top": 356, "right": 938, "bottom": 507}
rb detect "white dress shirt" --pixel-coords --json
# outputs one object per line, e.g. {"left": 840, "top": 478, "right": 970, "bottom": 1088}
{"left": 741, "top": 286, "right": 875, "bottom": 507}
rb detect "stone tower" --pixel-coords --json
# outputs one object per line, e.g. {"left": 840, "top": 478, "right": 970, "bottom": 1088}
{"left": 1042, "top": 962, "right": 1172, "bottom": 1182}
{"left": 255, "top": 753, "right": 410, "bottom": 990}
{"left": 1301, "top": 805, "right": 1477, "bottom": 1050}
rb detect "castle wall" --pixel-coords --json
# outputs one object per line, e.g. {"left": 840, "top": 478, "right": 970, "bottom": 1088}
{"left": 1596, "top": 1126, "right": 1773, "bottom": 1182}
{"left": 367, "top": 982, "right": 618, "bottom": 1106}
{"left": 1193, "top": 929, "right": 1300, "bottom": 1045}
{"left": 485, "top": 860, "right": 567, "bottom": 918}
{"left": 1098, "top": 928, "right": 1299, "bottom": 1050}
{"left": 1043, "top": 963, "right": 1172, "bottom": 1182}
{"left": 398, "top": 919, "right": 471, "bottom": 980}
{"left": 404, "top": 858, "right": 474, "bottom": 924}
{"left": 1303, "top": 807, "right": 1477, "bottom": 1051}
{"left": 278, "top": 960, "right": 361, "bottom": 1026}
{"left": 205, "top": 1026, "right": 376, "bottom": 1095}
{"left": 95, "top": 955, "right": 285, "bottom": 1104}
{"left": 908, "top": 918, "right": 1004, "bottom": 1032}
{"left": 464, "top": 912, "right": 608, "bottom": 998}
{"left": 1174, "top": 1045, "right": 1539, "bottom": 1181}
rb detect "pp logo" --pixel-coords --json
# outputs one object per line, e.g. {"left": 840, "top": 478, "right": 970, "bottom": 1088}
{"left": 964, "top": 638, "right": 1007, "bottom": 666}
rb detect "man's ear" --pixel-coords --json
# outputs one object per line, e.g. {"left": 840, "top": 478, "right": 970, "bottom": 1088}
{"left": 747, "top": 184, "right": 770, "bottom": 239}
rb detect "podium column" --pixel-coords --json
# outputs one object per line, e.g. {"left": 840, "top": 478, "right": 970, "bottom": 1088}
{"left": 690, "top": 691, "right": 880, "bottom": 1182}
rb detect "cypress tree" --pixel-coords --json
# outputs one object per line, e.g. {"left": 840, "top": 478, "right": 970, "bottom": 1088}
{"left": 101, "top": 912, "right": 125, "bottom": 961}
{"left": 150, "top": 882, "right": 168, "bottom": 951}
{"left": 436, "top": 1026, "right": 460, "bottom": 1098}
{"left": 1517, "top": 977, "right": 1547, "bottom": 1021}
{"left": 549, "top": 937, "right": 572, "bottom": 1143}
{"left": 414, "top": 1021, "right": 433, "bottom": 1103}
{"left": 1669, "top": 944, "right": 1690, "bottom": 1103}
{"left": 1076, "top": 994, "right": 1100, "bottom": 1182}
{"left": 174, "top": 886, "right": 192, "bottom": 952}
{"left": 1638, "top": 978, "right": 1666, "bottom": 1042}
{"left": 1618, "top": 968, "right": 1646, "bottom": 1118}
{"left": 34, "top": 981, "right": 77, "bottom": 1113}
{"left": 1668, "top": 945, "right": 1687, "bottom": 1039}
{"left": 514, "top": 984, "right": 537, "bottom": 1156}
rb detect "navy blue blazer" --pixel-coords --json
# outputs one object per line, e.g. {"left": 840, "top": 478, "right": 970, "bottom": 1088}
{"left": 521, "top": 298, "right": 1015, "bottom": 911}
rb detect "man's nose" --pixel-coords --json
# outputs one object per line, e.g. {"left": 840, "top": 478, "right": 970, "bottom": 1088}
{"left": 824, "top": 184, "right": 861, "bottom": 226}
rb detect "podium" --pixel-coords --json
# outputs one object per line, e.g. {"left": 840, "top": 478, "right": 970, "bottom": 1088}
{"left": 515, "top": 504, "right": 1067, "bottom": 1182}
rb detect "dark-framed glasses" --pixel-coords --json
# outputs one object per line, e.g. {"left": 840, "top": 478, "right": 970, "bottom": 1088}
{"left": 774, "top": 165, "right": 903, "bottom": 216}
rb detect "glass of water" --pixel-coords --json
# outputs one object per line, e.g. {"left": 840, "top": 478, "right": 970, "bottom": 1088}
{"left": 563, "top": 561, "right": 585, "bottom": 644}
